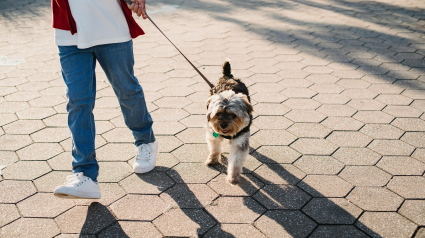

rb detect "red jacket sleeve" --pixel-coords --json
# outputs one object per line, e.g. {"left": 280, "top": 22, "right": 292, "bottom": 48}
{"left": 51, "top": 0, "right": 144, "bottom": 38}
{"left": 51, "top": 0, "right": 77, "bottom": 34}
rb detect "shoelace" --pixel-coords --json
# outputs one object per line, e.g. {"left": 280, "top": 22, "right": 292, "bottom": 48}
{"left": 64, "top": 172, "right": 86, "bottom": 186}
{"left": 136, "top": 144, "right": 153, "bottom": 161}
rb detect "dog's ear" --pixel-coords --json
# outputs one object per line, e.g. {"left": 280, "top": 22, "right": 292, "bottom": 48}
{"left": 206, "top": 95, "right": 214, "bottom": 110}
{"left": 206, "top": 95, "right": 215, "bottom": 121}
{"left": 238, "top": 93, "right": 253, "bottom": 114}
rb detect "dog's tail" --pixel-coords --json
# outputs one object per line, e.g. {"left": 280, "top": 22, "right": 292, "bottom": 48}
{"left": 222, "top": 61, "right": 233, "bottom": 78}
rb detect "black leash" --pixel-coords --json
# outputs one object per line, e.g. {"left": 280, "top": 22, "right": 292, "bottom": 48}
{"left": 124, "top": 1, "right": 214, "bottom": 88}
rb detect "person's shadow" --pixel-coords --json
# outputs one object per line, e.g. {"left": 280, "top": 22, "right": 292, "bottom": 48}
{"left": 80, "top": 202, "right": 129, "bottom": 237}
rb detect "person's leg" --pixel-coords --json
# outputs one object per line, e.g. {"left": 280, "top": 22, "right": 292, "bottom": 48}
{"left": 93, "top": 40, "right": 155, "bottom": 145}
{"left": 58, "top": 45, "right": 99, "bottom": 182}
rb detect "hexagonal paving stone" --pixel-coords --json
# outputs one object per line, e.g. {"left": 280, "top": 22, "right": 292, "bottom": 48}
{"left": 0, "top": 204, "right": 20, "bottom": 227}
{"left": 253, "top": 116, "right": 293, "bottom": 129}
{"left": 17, "top": 143, "right": 63, "bottom": 161}
{"left": 206, "top": 197, "right": 265, "bottom": 223}
{"left": 339, "top": 166, "right": 391, "bottom": 186}
{"left": 309, "top": 83, "right": 343, "bottom": 94}
{"left": 154, "top": 97, "right": 193, "bottom": 108}
{"left": 356, "top": 212, "right": 417, "bottom": 238}
{"left": 156, "top": 136, "right": 184, "bottom": 153}
{"left": 93, "top": 108, "right": 121, "bottom": 120}
{"left": 294, "top": 156, "right": 344, "bottom": 175}
{"left": 327, "top": 131, "right": 372, "bottom": 147}
{"left": 0, "top": 134, "right": 32, "bottom": 151}
{"left": 29, "top": 95, "right": 67, "bottom": 107}
{"left": 176, "top": 128, "right": 206, "bottom": 144}
{"left": 55, "top": 203, "right": 116, "bottom": 234}
{"left": 33, "top": 171, "right": 70, "bottom": 192}
{"left": 368, "top": 140, "right": 415, "bottom": 156}
{"left": 251, "top": 92, "right": 287, "bottom": 103}
{"left": 101, "top": 128, "right": 134, "bottom": 143}
{"left": 353, "top": 111, "right": 395, "bottom": 124}
{"left": 387, "top": 176, "right": 425, "bottom": 199}
{"left": 97, "top": 162, "right": 132, "bottom": 182}
{"left": 207, "top": 174, "right": 263, "bottom": 196}
{"left": 42, "top": 114, "right": 67, "bottom": 127}
{"left": 3, "top": 120, "right": 45, "bottom": 134}
{"left": 0, "top": 218, "right": 60, "bottom": 238}
{"left": 0, "top": 102, "right": 30, "bottom": 113}
{"left": 360, "top": 124, "right": 404, "bottom": 139}
{"left": 253, "top": 184, "right": 310, "bottom": 209}
{"left": 254, "top": 164, "right": 306, "bottom": 185}
{"left": 204, "top": 224, "right": 266, "bottom": 238}
{"left": 401, "top": 132, "right": 425, "bottom": 147}
{"left": 376, "top": 94, "right": 413, "bottom": 105}
{"left": 290, "top": 138, "right": 338, "bottom": 155}
{"left": 31, "top": 127, "right": 70, "bottom": 142}
{"left": 153, "top": 208, "right": 215, "bottom": 237}
{"left": 302, "top": 198, "right": 362, "bottom": 224}
{"left": 252, "top": 146, "right": 301, "bottom": 163}
{"left": 298, "top": 175, "right": 353, "bottom": 197}
{"left": 183, "top": 102, "right": 205, "bottom": 115}
{"left": 413, "top": 148, "right": 425, "bottom": 163}
{"left": 96, "top": 143, "right": 135, "bottom": 162}
{"left": 253, "top": 103, "right": 291, "bottom": 116}
{"left": 287, "top": 123, "right": 332, "bottom": 138}
{"left": 150, "top": 108, "right": 189, "bottom": 121}
{"left": 2, "top": 161, "right": 51, "bottom": 180}
{"left": 347, "top": 187, "right": 404, "bottom": 212}
{"left": 179, "top": 115, "right": 206, "bottom": 128}
{"left": 377, "top": 156, "right": 425, "bottom": 175}
{"left": 384, "top": 105, "right": 422, "bottom": 118}
{"left": 283, "top": 98, "right": 321, "bottom": 110}
{"left": 0, "top": 113, "right": 18, "bottom": 126}
{"left": 347, "top": 99, "right": 386, "bottom": 111}
{"left": 119, "top": 172, "right": 174, "bottom": 194}
{"left": 166, "top": 163, "right": 219, "bottom": 183}
{"left": 255, "top": 210, "right": 316, "bottom": 238}
{"left": 17, "top": 193, "right": 74, "bottom": 218}
{"left": 0, "top": 180, "right": 37, "bottom": 203}
{"left": 171, "top": 144, "right": 209, "bottom": 163}
{"left": 251, "top": 130, "right": 297, "bottom": 146}
{"left": 321, "top": 117, "right": 364, "bottom": 131}
{"left": 333, "top": 147, "right": 381, "bottom": 165}
{"left": 342, "top": 89, "right": 378, "bottom": 99}
{"left": 110, "top": 194, "right": 166, "bottom": 220}
{"left": 161, "top": 183, "right": 218, "bottom": 209}
{"left": 48, "top": 152, "right": 73, "bottom": 171}
{"left": 309, "top": 225, "right": 369, "bottom": 238}
{"left": 391, "top": 118, "right": 425, "bottom": 131}
{"left": 285, "top": 109, "right": 327, "bottom": 123}
{"left": 115, "top": 221, "right": 162, "bottom": 238}
{"left": 399, "top": 200, "right": 425, "bottom": 226}
{"left": 316, "top": 105, "right": 357, "bottom": 117}
{"left": 313, "top": 93, "right": 350, "bottom": 105}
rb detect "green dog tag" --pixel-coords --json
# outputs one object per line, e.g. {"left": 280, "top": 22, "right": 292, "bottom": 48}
{"left": 213, "top": 132, "right": 219, "bottom": 138}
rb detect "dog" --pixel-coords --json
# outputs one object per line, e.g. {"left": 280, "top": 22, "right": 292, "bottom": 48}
{"left": 205, "top": 61, "right": 253, "bottom": 185}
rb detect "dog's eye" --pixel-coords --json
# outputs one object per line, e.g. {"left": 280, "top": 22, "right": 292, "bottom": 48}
{"left": 231, "top": 114, "right": 237, "bottom": 119}
{"left": 216, "top": 112, "right": 222, "bottom": 117}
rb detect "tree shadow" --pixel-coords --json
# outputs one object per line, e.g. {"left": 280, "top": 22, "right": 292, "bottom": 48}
{"left": 80, "top": 202, "right": 129, "bottom": 237}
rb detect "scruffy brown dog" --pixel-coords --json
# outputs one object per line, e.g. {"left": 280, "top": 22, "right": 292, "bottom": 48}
{"left": 205, "top": 61, "right": 253, "bottom": 185}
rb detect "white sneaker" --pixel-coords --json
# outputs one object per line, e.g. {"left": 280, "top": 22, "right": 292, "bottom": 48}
{"left": 54, "top": 172, "right": 101, "bottom": 199}
{"left": 133, "top": 141, "right": 158, "bottom": 173}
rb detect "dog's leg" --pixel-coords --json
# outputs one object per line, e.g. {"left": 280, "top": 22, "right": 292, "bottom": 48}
{"left": 226, "top": 133, "right": 249, "bottom": 185}
{"left": 205, "top": 131, "right": 224, "bottom": 166}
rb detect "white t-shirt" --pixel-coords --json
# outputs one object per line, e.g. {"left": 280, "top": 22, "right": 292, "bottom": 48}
{"left": 55, "top": 0, "right": 131, "bottom": 49}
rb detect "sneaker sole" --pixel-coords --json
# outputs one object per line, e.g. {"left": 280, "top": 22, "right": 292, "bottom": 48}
{"left": 54, "top": 192, "right": 101, "bottom": 199}
{"left": 133, "top": 165, "right": 155, "bottom": 174}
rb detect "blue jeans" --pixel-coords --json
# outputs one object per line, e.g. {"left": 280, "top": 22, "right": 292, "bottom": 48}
{"left": 58, "top": 40, "right": 155, "bottom": 182}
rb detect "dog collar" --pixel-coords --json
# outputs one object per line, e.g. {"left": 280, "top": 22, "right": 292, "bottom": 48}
{"left": 216, "top": 115, "right": 252, "bottom": 140}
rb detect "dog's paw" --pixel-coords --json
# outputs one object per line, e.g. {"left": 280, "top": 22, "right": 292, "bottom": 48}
{"left": 205, "top": 158, "right": 219, "bottom": 166}
{"left": 226, "top": 176, "right": 240, "bottom": 185}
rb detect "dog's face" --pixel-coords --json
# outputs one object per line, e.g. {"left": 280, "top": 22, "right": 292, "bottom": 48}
{"left": 206, "top": 90, "right": 253, "bottom": 136}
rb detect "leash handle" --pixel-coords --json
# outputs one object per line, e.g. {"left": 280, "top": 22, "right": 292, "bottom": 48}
{"left": 145, "top": 14, "right": 214, "bottom": 88}
{"left": 123, "top": 0, "right": 214, "bottom": 88}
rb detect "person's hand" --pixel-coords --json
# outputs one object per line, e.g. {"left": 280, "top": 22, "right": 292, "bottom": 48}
{"left": 127, "top": 0, "right": 147, "bottom": 19}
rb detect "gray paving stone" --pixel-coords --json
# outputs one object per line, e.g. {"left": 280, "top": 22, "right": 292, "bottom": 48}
{"left": 204, "top": 224, "right": 266, "bottom": 238}
{"left": 206, "top": 197, "right": 265, "bottom": 223}
{"left": 368, "top": 139, "right": 415, "bottom": 156}
{"left": 399, "top": 200, "right": 425, "bottom": 226}
{"left": 17, "top": 193, "right": 74, "bottom": 218}
{"left": 0, "top": 218, "right": 60, "bottom": 238}
{"left": 339, "top": 166, "right": 391, "bottom": 186}
{"left": 310, "top": 225, "right": 369, "bottom": 238}
{"left": 119, "top": 172, "right": 174, "bottom": 194}
{"left": 110, "top": 195, "right": 166, "bottom": 221}
{"left": 0, "top": 180, "right": 37, "bottom": 203}
{"left": 387, "top": 176, "right": 425, "bottom": 199}
{"left": 0, "top": 204, "right": 20, "bottom": 228}
{"left": 290, "top": 138, "right": 338, "bottom": 155}
{"left": 161, "top": 183, "right": 218, "bottom": 209}
{"left": 327, "top": 131, "right": 373, "bottom": 147}
{"left": 298, "top": 175, "right": 353, "bottom": 198}
{"left": 294, "top": 155, "right": 344, "bottom": 175}
{"left": 347, "top": 187, "right": 404, "bottom": 212}
{"left": 208, "top": 174, "right": 263, "bottom": 196}
{"left": 254, "top": 164, "right": 306, "bottom": 185}
{"left": 377, "top": 156, "right": 425, "bottom": 175}
{"left": 2, "top": 161, "right": 51, "bottom": 180}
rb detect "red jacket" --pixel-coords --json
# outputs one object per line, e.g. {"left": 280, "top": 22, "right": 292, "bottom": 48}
{"left": 51, "top": 0, "right": 144, "bottom": 38}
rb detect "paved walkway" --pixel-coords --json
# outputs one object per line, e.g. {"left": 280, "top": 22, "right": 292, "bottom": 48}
{"left": 1, "top": 0, "right": 425, "bottom": 237}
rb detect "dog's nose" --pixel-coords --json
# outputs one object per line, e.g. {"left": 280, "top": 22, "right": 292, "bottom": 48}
{"left": 220, "top": 123, "right": 228, "bottom": 129}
